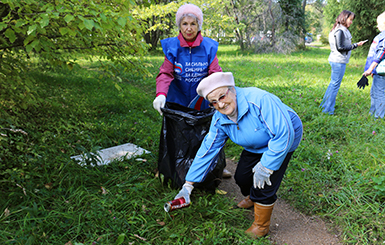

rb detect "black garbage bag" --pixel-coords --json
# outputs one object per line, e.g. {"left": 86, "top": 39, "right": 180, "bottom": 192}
{"left": 158, "top": 102, "right": 226, "bottom": 193}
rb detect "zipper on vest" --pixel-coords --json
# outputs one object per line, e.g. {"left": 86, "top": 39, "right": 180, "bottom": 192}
{"left": 236, "top": 123, "right": 239, "bottom": 130}
{"left": 189, "top": 47, "right": 191, "bottom": 54}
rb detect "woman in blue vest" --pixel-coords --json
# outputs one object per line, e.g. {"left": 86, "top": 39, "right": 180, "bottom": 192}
{"left": 174, "top": 72, "right": 303, "bottom": 238}
{"left": 320, "top": 10, "right": 367, "bottom": 115}
{"left": 153, "top": 3, "right": 231, "bottom": 177}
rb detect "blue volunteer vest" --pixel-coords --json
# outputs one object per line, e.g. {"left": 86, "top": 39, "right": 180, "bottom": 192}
{"left": 161, "top": 36, "right": 219, "bottom": 110}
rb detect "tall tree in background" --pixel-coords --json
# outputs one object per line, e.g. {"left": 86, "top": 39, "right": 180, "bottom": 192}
{"left": 305, "top": 0, "right": 325, "bottom": 35}
{"left": 133, "top": 0, "right": 177, "bottom": 50}
{"left": 223, "top": 0, "right": 265, "bottom": 50}
{"left": 278, "top": 0, "right": 306, "bottom": 46}
{"left": 222, "top": 0, "right": 307, "bottom": 53}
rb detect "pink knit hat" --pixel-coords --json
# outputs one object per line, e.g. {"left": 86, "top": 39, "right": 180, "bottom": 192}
{"left": 197, "top": 72, "right": 235, "bottom": 99}
{"left": 176, "top": 4, "right": 203, "bottom": 30}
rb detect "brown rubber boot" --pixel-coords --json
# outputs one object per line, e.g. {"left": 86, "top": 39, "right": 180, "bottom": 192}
{"left": 237, "top": 195, "right": 254, "bottom": 209}
{"left": 245, "top": 202, "right": 275, "bottom": 238}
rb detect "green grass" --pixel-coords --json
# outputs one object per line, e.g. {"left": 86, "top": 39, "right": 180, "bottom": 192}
{"left": 0, "top": 45, "right": 384, "bottom": 244}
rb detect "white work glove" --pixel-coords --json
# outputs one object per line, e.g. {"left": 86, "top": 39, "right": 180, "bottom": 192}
{"left": 153, "top": 95, "right": 166, "bottom": 115}
{"left": 174, "top": 183, "right": 194, "bottom": 204}
{"left": 252, "top": 162, "right": 273, "bottom": 189}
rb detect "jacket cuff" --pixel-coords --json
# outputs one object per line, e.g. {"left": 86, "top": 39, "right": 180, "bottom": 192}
{"left": 156, "top": 92, "right": 167, "bottom": 97}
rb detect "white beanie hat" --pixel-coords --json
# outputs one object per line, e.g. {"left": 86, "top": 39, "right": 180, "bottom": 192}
{"left": 197, "top": 72, "right": 235, "bottom": 99}
{"left": 176, "top": 4, "right": 203, "bottom": 31}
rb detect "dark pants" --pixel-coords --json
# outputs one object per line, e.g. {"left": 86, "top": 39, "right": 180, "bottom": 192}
{"left": 234, "top": 150, "right": 293, "bottom": 205}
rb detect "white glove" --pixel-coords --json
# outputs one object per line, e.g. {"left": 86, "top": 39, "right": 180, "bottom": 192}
{"left": 174, "top": 183, "right": 194, "bottom": 204}
{"left": 153, "top": 95, "right": 166, "bottom": 115}
{"left": 252, "top": 162, "right": 273, "bottom": 189}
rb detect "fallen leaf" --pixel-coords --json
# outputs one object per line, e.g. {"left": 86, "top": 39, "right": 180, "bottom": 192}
{"left": 45, "top": 182, "right": 53, "bottom": 190}
{"left": 216, "top": 189, "right": 227, "bottom": 195}
{"left": 101, "top": 186, "right": 108, "bottom": 195}
{"left": 16, "top": 184, "right": 27, "bottom": 196}
{"left": 4, "top": 207, "right": 10, "bottom": 218}
{"left": 156, "top": 219, "right": 165, "bottom": 226}
{"left": 65, "top": 241, "right": 73, "bottom": 245}
{"left": 157, "top": 221, "right": 165, "bottom": 226}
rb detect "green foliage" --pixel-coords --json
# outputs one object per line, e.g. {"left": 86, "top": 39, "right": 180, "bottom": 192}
{"left": 305, "top": 0, "right": 325, "bottom": 35}
{"left": 0, "top": 0, "right": 151, "bottom": 112}
{"left": 278, "top": 0, "right": 305, "bottom": 36}
{"left": 133, "top": 1, "right": 179, "bottom": 50}
{"left": 1, "top": 0, "right": 147, "bottom": 60}
{"left": 1, "top": 45, "right": 385, "bottom": 244}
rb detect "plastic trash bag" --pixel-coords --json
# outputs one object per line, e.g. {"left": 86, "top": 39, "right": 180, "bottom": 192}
{"left": 158, "top": 102, "right": 226, "bottom": 193}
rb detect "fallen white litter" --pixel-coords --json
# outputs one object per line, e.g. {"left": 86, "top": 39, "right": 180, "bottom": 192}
{"left": 71, "top": 143, "right": 151, "bottom": 166}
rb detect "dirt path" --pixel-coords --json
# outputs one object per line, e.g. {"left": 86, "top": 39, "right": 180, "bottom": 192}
{"left": 219, "top": 159, "right": 342, "bottom": 245}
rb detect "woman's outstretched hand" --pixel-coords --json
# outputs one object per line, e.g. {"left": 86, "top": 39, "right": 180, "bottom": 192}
{"left": 357, "top": 40, "right": 368, "bottom": 47}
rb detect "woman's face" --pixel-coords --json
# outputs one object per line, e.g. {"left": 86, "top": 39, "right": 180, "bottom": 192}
{"left": 346, "top": 15, "right": 354, "bottom": 28}
{"left": 180, "top": 16, "right": 199, "bottom": 42}
{"left": 207, "top": 87, "right": 237, "bottom": 118}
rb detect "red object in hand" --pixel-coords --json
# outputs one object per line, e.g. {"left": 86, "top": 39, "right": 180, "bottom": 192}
{"left": 164, "top": 197, "right": 190, "bottom": 212}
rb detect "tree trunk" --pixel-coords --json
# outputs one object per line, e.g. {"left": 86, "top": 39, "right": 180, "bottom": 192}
{"left": 268, "top": 0, "right": 275, "bottom": 47}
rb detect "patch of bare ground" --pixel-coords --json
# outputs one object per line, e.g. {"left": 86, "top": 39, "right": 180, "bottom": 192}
{"left": 218, "top": 159, "right": 342, "bottom": 245}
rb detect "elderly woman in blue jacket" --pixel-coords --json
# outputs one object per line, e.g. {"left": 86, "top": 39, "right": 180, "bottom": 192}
{"left": 174, "top": 72, "right": 303, "bottom": 238}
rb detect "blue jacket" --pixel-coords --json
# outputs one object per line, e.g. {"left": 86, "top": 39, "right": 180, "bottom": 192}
{"left": 186, "top": 87, "right": 303, "bottom": 183}
{"left": 161, "top": 36, "right": 219, "bottom": 110}
{"left": 365, "top": 31, "right": 385, "bottom": 75}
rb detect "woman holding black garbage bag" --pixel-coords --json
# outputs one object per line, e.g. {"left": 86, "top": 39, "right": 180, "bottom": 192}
{"left": 174, "top": 72, "right": 303, "bottom": 238}
{"left": 152, "top": 3, "right": 231, "bottom": 179}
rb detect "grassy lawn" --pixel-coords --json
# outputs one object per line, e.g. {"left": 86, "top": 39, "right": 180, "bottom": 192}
{"left": 0, "top": 45, "right": 384, "bottom": 244}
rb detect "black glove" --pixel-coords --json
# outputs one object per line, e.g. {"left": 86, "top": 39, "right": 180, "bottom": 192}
{"left": 357, "top": 75, "right": 369, "bottom": 89}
